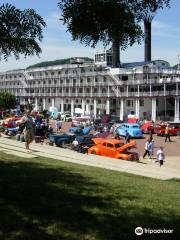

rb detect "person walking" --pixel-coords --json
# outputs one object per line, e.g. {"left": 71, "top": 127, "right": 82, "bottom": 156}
{"left": 156, "top": 146, "right": 165, "bottom": 166}
{"left": 125, "top": 130, "right": 131, "bottom": 143}
{"left": 55, "top": 119, "right": 62, "bottom": 133}
{"left": 165, "top": 125, "right": 171, "bottom": 142}
{"left": 143, "top": 139, "right": 151, "bottom": 159}
{"left": 148, "top": 140, "right": 155, "bottom": 159}
{"left": 19, "top": 110, "right": 35, "bottom": 152}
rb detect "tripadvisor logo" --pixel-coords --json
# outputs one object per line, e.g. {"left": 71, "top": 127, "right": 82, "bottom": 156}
{"left": 135, "top": 227, "right": 143, "bottom": 235}
{"left": 135, "top": 227, "right": 174, "bottom": 235}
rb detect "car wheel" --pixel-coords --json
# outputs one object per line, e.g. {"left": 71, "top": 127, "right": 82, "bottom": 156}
{"left": 177, "top": 131, "right": 180, "bottom": 137}
{"left": 91, "top": 151, "right": 97, "bottom": 155}
{"left": 61, "top": 141, "right": 66, "bottom": 148}
{"left": 128, "top": 154, "right": 133, "bottom": 161}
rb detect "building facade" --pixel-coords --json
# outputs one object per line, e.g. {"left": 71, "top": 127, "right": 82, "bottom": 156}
{"left": 0, "top": 56, "right": 180, "bottom": 122}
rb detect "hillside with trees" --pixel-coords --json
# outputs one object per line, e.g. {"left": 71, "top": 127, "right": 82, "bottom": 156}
{"left": 27, "top": 57, "right": 94, "bottom": 69}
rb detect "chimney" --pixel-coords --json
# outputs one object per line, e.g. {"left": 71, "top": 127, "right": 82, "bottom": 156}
{"left": 144, "top": 20, "right": 151, "bottom": 62}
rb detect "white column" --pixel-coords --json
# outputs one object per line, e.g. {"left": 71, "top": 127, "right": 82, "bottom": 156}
{"left": 135, "top": 99, "right": 140, "bottom": 119}
{"left": 152, "top": 98, "right": 156, "bottom": 122}
{"left": 86, "top": 104, "right": 89, "bottom": 115}
{"left": 61, "top": 99, "right": 64, "bottom": 113}
{"left": 71, "top": 99, "right": 74, "bottom": 116}
{"left": 82, "top": 99, "right": 85, "bottom": 115}
{"left": 174, "top": 97, "right": 180, "bottom": 122}
{"left": 120, "top": 98, "right": 124, "bottom": 121}
{"left": 106, "top": 99, "right": 110, "bottom": 114}
{"left": 43, "top": 98, "right": 46, "bottom": 110}
{"left": 28, "top": 98, "right": 31, "bottom": 104}
{"left": 35, "top": 98, "right": 38, "bottom": 111}
{"left": 52, "top": 98, "right": 55, "bottom": 108}
{"left": 94, "top": 99, "right": 97, "bottom": 118}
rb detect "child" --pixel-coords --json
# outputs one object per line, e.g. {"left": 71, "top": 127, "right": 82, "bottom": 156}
{"left": 156, "top": 146, "right": 165, "bottom": 167}
{"left": 148, "top": 140, "right": 155, "bottom": 159}
{"left": 56, "top": 120, "right": 62, "bottom": 133}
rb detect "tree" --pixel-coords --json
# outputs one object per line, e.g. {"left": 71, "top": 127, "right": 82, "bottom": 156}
{"left": 59, "top": 0, "right": 143, "bottom": 67}
{"left": 0, "top": 92, "right": 16, "bottom": 110}
{"left": 0, "top": 3, "right": 46, "bottom": 60}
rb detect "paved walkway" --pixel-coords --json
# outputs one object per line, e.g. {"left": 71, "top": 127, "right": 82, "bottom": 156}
{"left": 0, "top": 137, "right": 179, "bottom": 180}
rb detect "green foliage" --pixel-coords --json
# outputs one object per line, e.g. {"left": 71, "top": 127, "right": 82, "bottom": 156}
{"left": 58, "top": 0, "right": 170, "bottom": 67}
{"left": 0, "top": 91, "right": 16, "bottom": 110}
{"left": 0, "top": 3, "right": 46, "bottom": 60}
{"left": 59, "top": 0, "right": 143, "bottom": 49}
{"left": 27, "top": 57, "right": 94, "bottom": 69}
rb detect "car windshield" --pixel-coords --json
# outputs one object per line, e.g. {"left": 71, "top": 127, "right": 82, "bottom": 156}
{"left": 115, "top": 143, "right": 124, "bottom": 148}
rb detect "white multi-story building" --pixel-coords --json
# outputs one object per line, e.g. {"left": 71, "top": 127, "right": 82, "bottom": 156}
{"left": 0, "top": 51, "right": 180, "bottom": 122}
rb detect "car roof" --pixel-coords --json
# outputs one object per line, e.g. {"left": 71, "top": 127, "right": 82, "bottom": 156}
{"left": 123, "top": 123, "right": 139, "bottom": 127}
{"left": 92, "top": 138, "right": 123, "bottom": 145}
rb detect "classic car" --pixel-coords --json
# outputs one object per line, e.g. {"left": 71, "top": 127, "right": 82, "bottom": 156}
{"left": 73, "top": 135, "right": 95, "bottom": 153}
{"left": 116, "top": 123, "right": 143, "bottom": 138}
{"left": 68, "top": 126, "right": 93, "bottom": 135}
{"left": 88, "top": 138, "right": 139, "bottom": 161}
{"left": 49, "top": 133, "right": 76, "bottom": 147}
{"left": 140, "top": 121, "right": 155, "bottom": 134}
{"left": 155, "top": 123, "right": 180, "bottom": 136}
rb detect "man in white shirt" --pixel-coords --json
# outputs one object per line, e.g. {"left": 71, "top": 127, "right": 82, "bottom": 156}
{"left": 143, "top": 139, "right": 150, "bottom": 159}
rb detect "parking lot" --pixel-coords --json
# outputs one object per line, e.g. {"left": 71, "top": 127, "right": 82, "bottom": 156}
{"left": 51, "top": 120, "right": 180, "bottom": 158}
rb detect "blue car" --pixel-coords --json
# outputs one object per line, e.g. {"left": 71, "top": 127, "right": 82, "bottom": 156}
{"left": 68, "top": 126, "right": 93, "bottom": 135}
{"left": 116, "top": 123, "right": 143, "bottom": 138}
{"left": 48, "top": 133, "right": 76, "bottom": 147}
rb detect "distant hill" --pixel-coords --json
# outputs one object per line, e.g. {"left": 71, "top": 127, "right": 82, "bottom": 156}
{"left": 27, "top": 57, "right": 94, "bottom": 69}
{"left": 173, "top": 64, "right": 180, "bottom": 70}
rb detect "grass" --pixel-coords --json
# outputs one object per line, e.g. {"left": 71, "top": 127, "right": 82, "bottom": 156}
{"left": 0, "top": 152, "right": 179, "bottom": 240}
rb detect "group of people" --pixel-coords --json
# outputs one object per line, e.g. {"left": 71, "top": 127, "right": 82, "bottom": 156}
{"left": 18, "top": 110, "right": 53, "bottom": 152}
{"left": 143, "top": 138, "right": 165, "bottom": 166}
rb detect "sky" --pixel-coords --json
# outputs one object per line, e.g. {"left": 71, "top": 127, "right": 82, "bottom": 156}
{"left": 0, "top": 0, "right": 180, "bottom": 71}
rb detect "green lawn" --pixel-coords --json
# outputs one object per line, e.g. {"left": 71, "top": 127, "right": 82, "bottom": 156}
{"left": 0, "top": 152, "right": 179, "bottom": 240}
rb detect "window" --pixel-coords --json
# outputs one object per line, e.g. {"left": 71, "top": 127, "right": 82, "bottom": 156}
{"left": 115, "top": 143, "right": 123, "bottom": 148}
{"left": 127, "top": 100, "right": 133, "bottom": 107}
{"left": 140, "top": 100, "right": 144, "bottom": 107}
{"left": 122, "top": 75, "right": 128, "bottom": 81}
{"left": 132, "top": 125, "right": 138, "bottom": 128}
{"left": 102, "top": 143, "right": 106, "bottom": 147}
{"left": 106, "top": 143, "right": 113, "bottom": 148}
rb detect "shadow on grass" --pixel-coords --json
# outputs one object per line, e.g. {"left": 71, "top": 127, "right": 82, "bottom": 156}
{"left": 0, "top": 159, "right": 179, "bottom": 240}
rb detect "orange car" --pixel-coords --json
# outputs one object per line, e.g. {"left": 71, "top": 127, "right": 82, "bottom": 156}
{"left": 88, "top": 138, "right": 139, "bottom": 161}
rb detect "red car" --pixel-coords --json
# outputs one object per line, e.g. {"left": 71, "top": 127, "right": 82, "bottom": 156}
{"left": 155, "top": 123, "right": 180, "bottom": 136}
{"left": 140, "top": 121, "right": 155, "bottom": 134}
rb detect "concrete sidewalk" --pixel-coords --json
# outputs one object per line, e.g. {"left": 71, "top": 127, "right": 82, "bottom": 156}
{"left": 0, "top": 137, "right": 179, "bottom": 180}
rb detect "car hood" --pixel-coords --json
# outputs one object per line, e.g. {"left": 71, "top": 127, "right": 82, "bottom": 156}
{"left": 117, "top": 140, "right": 136, "bottom": 152}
